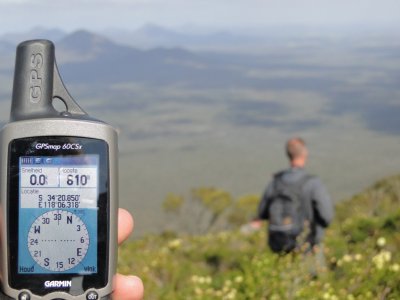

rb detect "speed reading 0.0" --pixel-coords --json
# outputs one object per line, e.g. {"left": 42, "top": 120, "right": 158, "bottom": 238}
{"left": 29, "top": 174, "right": 48, "bottom": 186}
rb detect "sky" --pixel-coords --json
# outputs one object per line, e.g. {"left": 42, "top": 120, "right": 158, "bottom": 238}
{"left": 0, "top": 0, "right": 399, "bottom": 35}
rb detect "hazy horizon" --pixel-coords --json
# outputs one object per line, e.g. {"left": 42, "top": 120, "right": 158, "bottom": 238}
{"left": 0, "top": 0, "right": 399, "bottom": 35}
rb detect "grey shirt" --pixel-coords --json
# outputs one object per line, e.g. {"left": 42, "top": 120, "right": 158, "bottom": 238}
{"left": 258, "top": 167, "right": 334, "bottom": 245}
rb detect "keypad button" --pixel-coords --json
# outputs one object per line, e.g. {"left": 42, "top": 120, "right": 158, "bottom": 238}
{"left": 18, "top": 292, "right": 30, "bottom": 300}
{"left": 86, "top": 291, "right": 99, "bottom": 300}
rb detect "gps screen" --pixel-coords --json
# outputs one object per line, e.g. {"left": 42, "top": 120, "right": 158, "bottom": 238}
{"left": 18, "top": 155, "right": 99, "bottom": 274}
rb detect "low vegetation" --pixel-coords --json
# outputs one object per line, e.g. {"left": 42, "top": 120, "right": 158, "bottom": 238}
{"left": 118, "top": 175, "right": 400, "bottom": 299}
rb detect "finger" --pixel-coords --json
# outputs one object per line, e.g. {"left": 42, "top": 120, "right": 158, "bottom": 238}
{"left": 113, "top": 274, "right": 144, "bottom": 300}
{"left": 118, "top": 208, "right": 134, "bottom": 245}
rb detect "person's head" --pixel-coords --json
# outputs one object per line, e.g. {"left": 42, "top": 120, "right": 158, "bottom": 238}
{"left": 286, "top": 137, "right": 308, "bottom": 168}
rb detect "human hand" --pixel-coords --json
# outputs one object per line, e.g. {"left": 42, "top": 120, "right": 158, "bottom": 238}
{"left": 113, "top": 208, "right": 144, "bottom": 300}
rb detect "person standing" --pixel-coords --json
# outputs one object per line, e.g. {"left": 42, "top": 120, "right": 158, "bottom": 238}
{"left": 258, "top": 138, "right": 334, "bottom": 273}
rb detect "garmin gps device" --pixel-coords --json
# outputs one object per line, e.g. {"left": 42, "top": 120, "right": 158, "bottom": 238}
{"left": 0, "top": 40, "right": 118, "bottom": 299}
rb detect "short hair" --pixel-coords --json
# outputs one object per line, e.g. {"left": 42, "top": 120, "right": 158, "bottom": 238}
{"left": 286, "top": 138, "right": 307, "bottom": 161}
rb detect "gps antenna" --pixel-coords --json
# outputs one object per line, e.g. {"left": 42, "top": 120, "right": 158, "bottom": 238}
{"left": 10, "top": 39, "right": 87, "bottom": 121}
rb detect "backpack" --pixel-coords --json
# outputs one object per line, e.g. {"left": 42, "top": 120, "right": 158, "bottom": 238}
{"left": 267, "top": 173, "right": 312, "bottom": 253}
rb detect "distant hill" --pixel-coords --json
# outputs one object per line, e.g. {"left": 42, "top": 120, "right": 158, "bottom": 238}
{"left": 0, "top": 28, "right": 277, "bottom": 112}
{"left": 55, "top": 29, "right": 142, "bottom": 64}
{"left": 0, "top": 29, "right": 228, "bottom": 86}
{"left": 58, "top": 30, "right": 117, "bottom": 55}
{"left": 0, "top": 24, "right": 263, "bottom": 51}
{"left": 53, "top": 30, "right": 246, "bottom": 87}
{"left": 102, "top": 23, "right": 259, "bottom": 49}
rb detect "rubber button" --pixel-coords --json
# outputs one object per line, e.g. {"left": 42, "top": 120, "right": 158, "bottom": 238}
{"left": 18, "top": 292, "right": 30, "bottom": 300}
{"left": 86, "top": 291, "right": 99, "bottom": 300}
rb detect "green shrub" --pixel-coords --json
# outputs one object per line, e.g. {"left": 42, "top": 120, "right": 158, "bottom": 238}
{"left": 119, "top": 175, "right": 400, "bottom": 299}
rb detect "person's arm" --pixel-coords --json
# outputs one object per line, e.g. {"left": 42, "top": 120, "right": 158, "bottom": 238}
{"left": 258, "top": 182, "right": 273, "bottom": 220}
{"left": 310, "top": 178, "right": 334, "bottom": 228}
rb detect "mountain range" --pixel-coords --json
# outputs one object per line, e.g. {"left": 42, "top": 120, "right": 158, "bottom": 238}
{"left": 1, "top": 28, "right": 400, "bottom": 134}
{"left": 0, "top": 28, "right": 253, "bottom": 87}
{"left": 56, "top": 30, "right": 214, "bottom": 85}
{"left": 0, "top": 24, "right": 285, "bottom": 52}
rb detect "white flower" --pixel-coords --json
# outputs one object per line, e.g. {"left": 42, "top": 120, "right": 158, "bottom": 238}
{"left": 234, "top": 276, "right": 243, "bottom": 283}
{"left": 168, "top": 238, "right": 182, "bottom": 250}
{"left": 390, "top": 263, "right": 400, "bottom": 272}
{"left": 323, "top": 292, "right": 330, "bottom": 299}
{"left": 354, "top": 254, "right": 363, "bottom": 261}
{"left": 376, "top": 237, "right": 386, "bottom": 248}
{"left": 343, "top": 254, "right": 352, "bottom": 263}
{"left": 372, "top": 250, "right": 392, "bottom": 269}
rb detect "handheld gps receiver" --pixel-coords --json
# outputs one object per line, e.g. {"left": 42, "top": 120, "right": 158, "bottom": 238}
{"left": 0, "top": 40, "right": 118, "bottom": 299}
